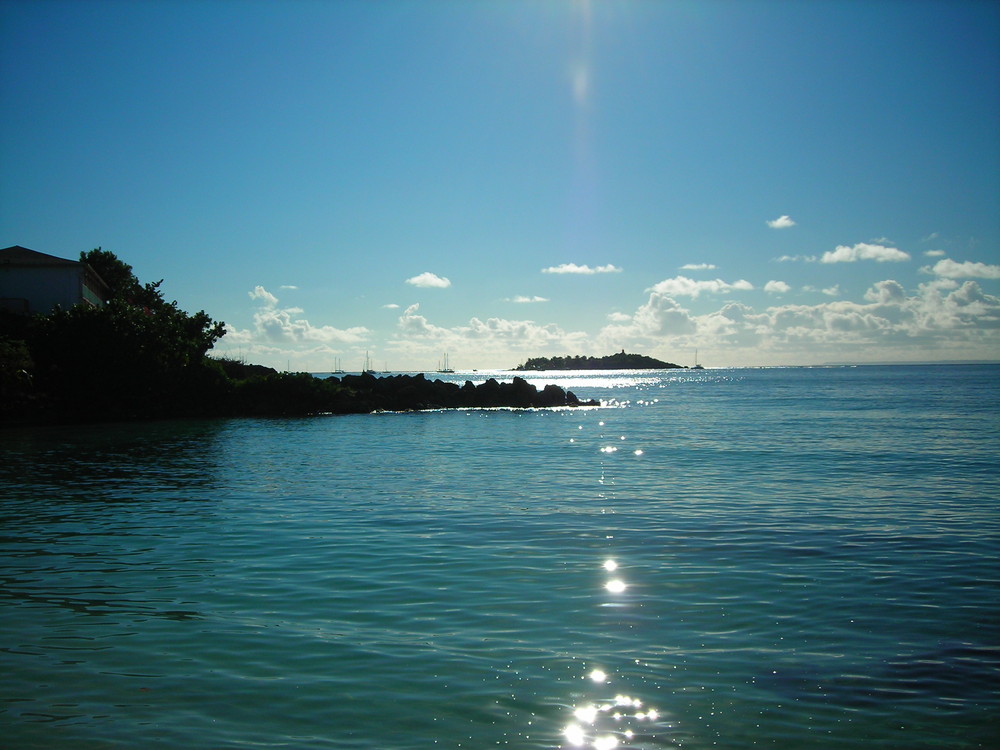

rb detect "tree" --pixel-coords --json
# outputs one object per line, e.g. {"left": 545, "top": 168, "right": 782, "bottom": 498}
{"left": 25, "top": 248, "right": 228, "bottom": 420}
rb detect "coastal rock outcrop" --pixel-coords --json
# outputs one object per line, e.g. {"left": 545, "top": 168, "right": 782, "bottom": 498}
{"left": 328, "top": 373, "right": 596, "bottom": 413}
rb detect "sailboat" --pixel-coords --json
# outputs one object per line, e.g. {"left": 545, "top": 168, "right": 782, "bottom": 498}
{"left": 333, "top": 357, "right": 345, "bottom": 374}
{"left": 437, "top": 353, "right": 455, "bottom": 373}
{"left": 363, "top": 351, "right": 378, "bottom": 374}
{"left": 692, "top": 348, "right": 704, "bottom": 370}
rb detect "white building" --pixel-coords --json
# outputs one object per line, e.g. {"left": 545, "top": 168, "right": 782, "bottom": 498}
{"left": 0, "top": 246, "right": 109, "bottom": 314}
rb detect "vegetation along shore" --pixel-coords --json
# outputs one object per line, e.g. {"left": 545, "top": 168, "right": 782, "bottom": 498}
{"left": 515, "top": 352, "right": 683, "bottom": 370}
{"left": 0, "top": 249, "right": 595, "bottom": 425}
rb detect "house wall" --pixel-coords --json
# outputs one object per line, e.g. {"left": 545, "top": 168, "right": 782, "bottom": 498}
{"left": 0, "top": 265, "right": 88, "bottom": 314}
{"left": 81, "top": 271, "right": 106, "bottom": 307}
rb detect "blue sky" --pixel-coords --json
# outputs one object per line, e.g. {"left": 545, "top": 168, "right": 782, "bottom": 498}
{"left": 2, "top": 0, "right": 998, "bottom": 370}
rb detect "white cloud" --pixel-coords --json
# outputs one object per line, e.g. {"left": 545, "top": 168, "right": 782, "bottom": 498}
{"left": 227, "top": 266, "right": 1000, "bottom": 372}
{"left": 592, "top": 276, "right": 1000, "bottom": 366}
{"left": 541, "top": 263, "right": 622, "bottom": 275}
{"left": 764, "top": 280, "right": 791, "bottom": 294}
{"left": 279, "top": 284, "right": 298, "bottom": 290}
{"left": 864, "top": 279, "right": 907, "bottom": 304}
{"left": 820, "top": 243, "right": 910, "bottom": 263}
{"left": 598, "top": 292, "right": 697, "bottom": 347}
{"left": 774, "top": 254, "right": 817, "bottom": 263}
{"left": 397, "top": 303, "right": 447, "bottom": 336}
{"left": 680, "top": 263, "right": 717, "bottom": 270}
{"left": 248, "top": 285, "right": 279, "bottom": 307}
{"left": 767, "top": 215, "right": 796, "bottom": 229}
{"left": 923, "top": 258, "right": 1000, "bottom": 280}
{"left": 506, "top": 295, "right": 549, "bottom": 303}
{"left": 923, "top": 250, "right": 946, "bottom": 257}
{"left": 804, "top": 284, "right": 840, "bottom": 296}
{"left": 229, "top": 286, "right": 370, "bottom": 349}
{"left": 382, "top": 303, "right": 400, "bottom": 309}
{"left": 406, "top": 272, "right": 452, "bottom": 288}
{"left": 390, "top": 304, "right": 591, "bottom": 366}
{"left": 648, "top": 275, "right": 753, "bottom": 298}
{"left": 250, "top": 309, "right": 368, "bottom": 345}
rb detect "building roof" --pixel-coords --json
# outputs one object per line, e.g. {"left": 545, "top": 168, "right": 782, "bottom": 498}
{"left": 1, "top": 245, "right": 81, "bottom": 267}
{"left": 1, "top": 245, "right": 111, "bottom": 299}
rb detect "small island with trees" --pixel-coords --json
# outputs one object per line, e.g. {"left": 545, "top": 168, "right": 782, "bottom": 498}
{"left": 515, "top": 351, "right": 683, "bottom": 371}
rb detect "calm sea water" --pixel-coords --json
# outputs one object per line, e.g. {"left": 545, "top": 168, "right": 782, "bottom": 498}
{"left": 2, "top": 365, "right": 998, "bottom": 749}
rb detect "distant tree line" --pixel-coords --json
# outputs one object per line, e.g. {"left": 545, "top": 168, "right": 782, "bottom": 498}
{"left": 515, "top": 352, "right": 682, "bottom": 371}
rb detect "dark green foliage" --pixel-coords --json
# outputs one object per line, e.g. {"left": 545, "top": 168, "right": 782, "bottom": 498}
{"left": 2, "top": 248, "right": 227, "bottom": 422}
{"left": 0, "top": 332, "right": 34, "bottom": 419}
{"left": 515, "top": 351, "right": 682, "bottom": 370}
{"left": 214, "top": 357, "right": 278, "bottom": 381}
{"left": 1, "top": 249, "right": 598, "bottom": 424}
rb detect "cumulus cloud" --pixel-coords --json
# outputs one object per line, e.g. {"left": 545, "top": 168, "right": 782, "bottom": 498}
{"left": 923, "top": 258, "right": 1000, "bottom": 280}
{"left": 406, "top": 272, "right": 452, "bottom": 288}
{"left": 680, "top": 263, "right": 717, "bottom": 270}
{"left": 764, "top": 280, "right": 791, "bottom": 294}
{"left": 823, "top": 285, "right": 841, "bottom": 297}
{"left": 864, "top": 279, "right": 907, "bottom": 304}
{"left": 648, "top": 275, "right": 753, "bottom": 298}
{"left": 397, "top": 303, "right": 447, "bottom": 337}
{"left": 252, "top": 310, "right": 367, "bottom": 345}
{"left": 592, "top": 274, "right": 1000, "bottom": 366}
{"left": 506, "top": 295, "right": 549, "bottom": 303}
{"left": 599, "top": 291, "right": 697, "bottom": 347}
{"left": 767, "top": 215, "right": 796, "bottom": 229}
{"left": 541, "top": 263, "right": 622, "bottom": 275}
{"left": 820, "top": 243, "right": 910, "bottom": 263}
{"left": 784, "top": 280, "right": 998, "bottom": 343}
{"left": 233, "top": 285, "right": 369, "bottom": 347}
{"left": 249, "top": 285, "right": 279, "bottom": 306}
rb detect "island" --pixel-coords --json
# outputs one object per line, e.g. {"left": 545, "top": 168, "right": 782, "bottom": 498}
{"left": 515, "top": 351, "right": 683, "bottom": 371}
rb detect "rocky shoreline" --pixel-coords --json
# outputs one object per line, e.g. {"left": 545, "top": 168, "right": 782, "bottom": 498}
{"left": 231, "top": 371, "right": 598, "bottom": 417}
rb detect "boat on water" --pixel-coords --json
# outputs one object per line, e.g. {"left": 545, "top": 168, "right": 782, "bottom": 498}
{"left": 692, "top": 348, "right": 704, "bottom": 370}
{"left": 437, "top": 353, "right": 455, "bottom": 373}
{"left": 333, "top": 357, "right": 345, "bottom": 374}
{"left": 363, "top": 351, "right": 378, "bottom": 375}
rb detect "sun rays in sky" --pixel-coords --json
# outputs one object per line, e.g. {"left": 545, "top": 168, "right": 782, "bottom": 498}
{"left": 1, "top": 0, "right": 998, "bottom": 370}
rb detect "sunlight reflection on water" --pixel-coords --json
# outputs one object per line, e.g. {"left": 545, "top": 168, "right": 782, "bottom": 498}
{"left": 423, "top": 368, "right": 715, "bottom": 391}
{"left": 553, "top": 509, "right": 668, "bottom": 749}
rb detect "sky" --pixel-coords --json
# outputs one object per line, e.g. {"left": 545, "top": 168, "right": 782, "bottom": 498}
{"left": 2, "top": 0, "right": 998, "bottom": 371}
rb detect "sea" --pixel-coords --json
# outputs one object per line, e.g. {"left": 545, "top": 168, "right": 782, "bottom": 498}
{"left": 1, "top": 364, "right": 998, "bottom": 750}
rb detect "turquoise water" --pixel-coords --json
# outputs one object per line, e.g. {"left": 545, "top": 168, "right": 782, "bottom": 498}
{"left": 2, "top": 365, "right": 998, "bottom": 749}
